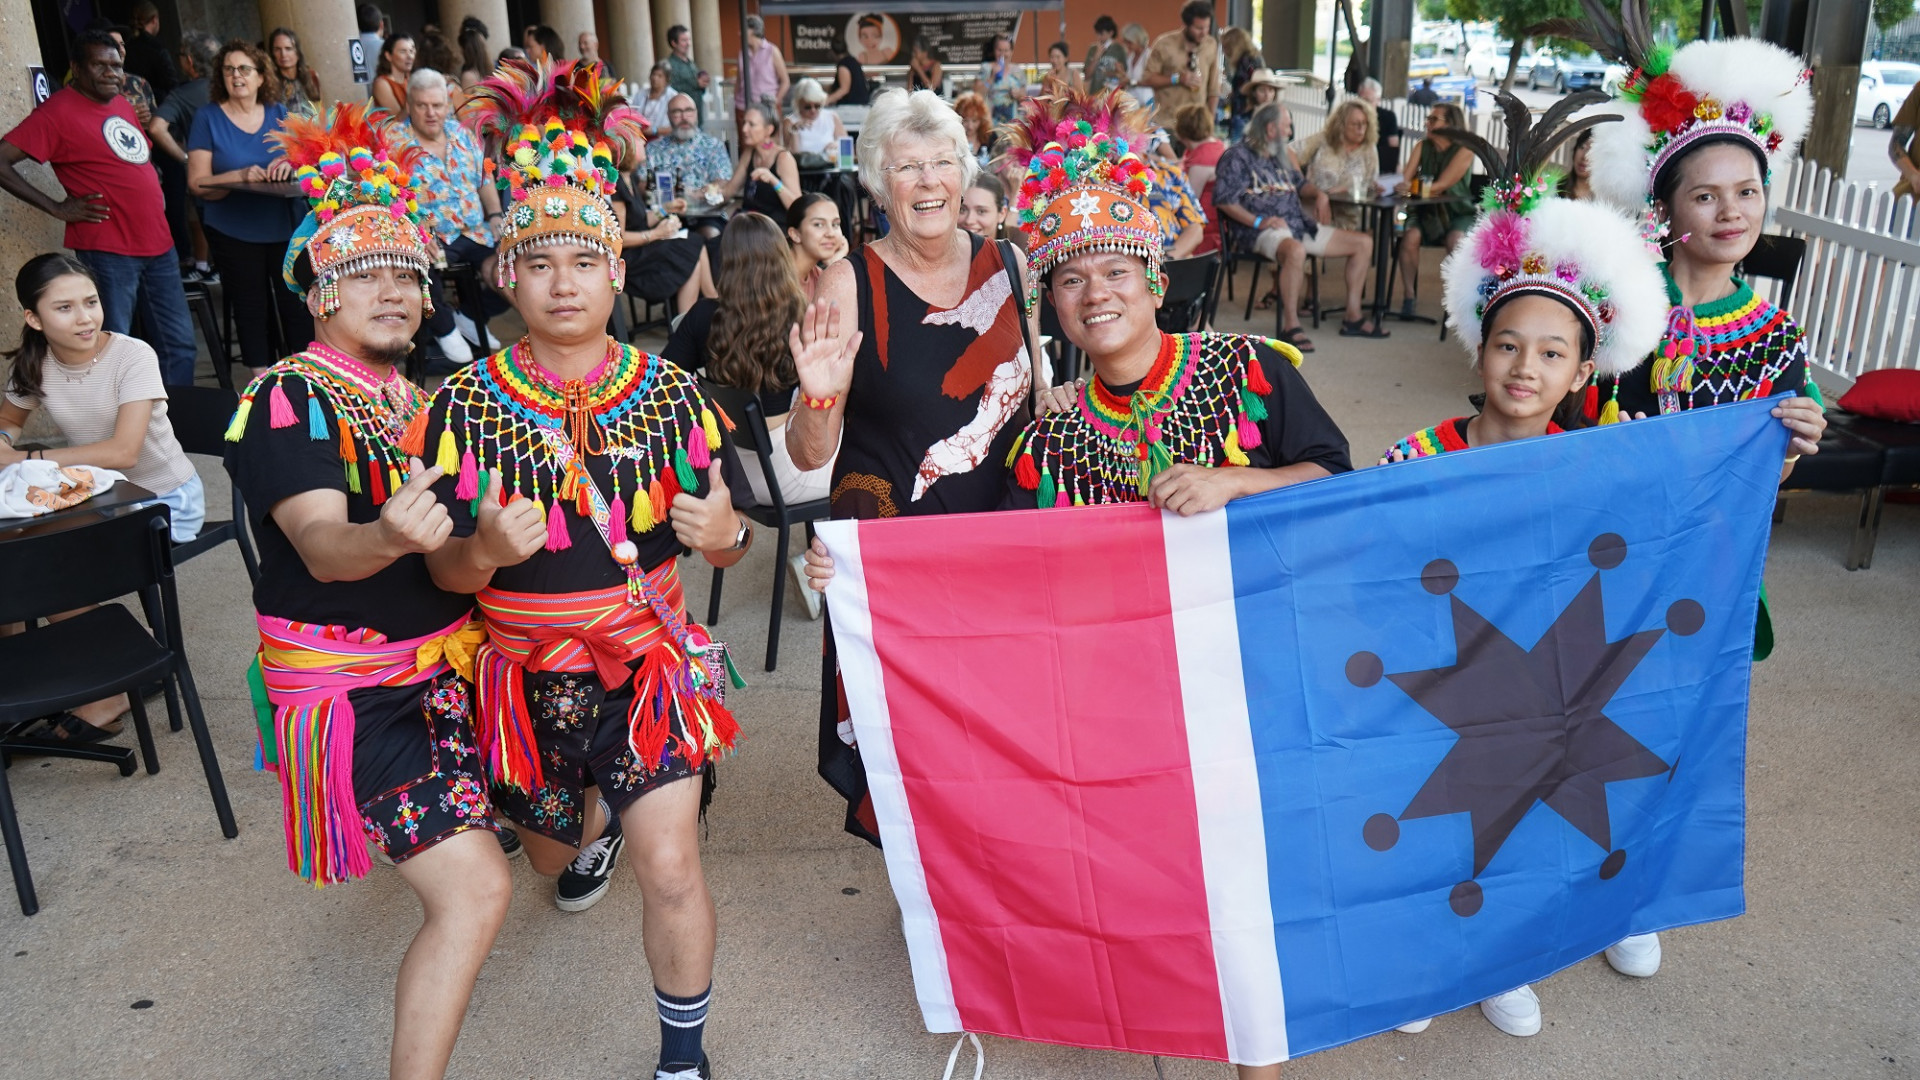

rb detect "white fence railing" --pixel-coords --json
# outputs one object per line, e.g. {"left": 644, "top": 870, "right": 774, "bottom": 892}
{"left": 1772, "top": 161, "right": 1920, "bottom": 381}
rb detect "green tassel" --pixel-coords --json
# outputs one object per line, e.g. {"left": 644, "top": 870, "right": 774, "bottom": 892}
{"left": 1241, "top": 387, "right": 1269, "bottom": 422}
{"left": 246, "top": 655, "right": 274, "bottom": 769}
{"left": 469, "top": 468, "right": 490, "bottom": 517}
{"left": 1004, "top": 430, "right": 1027, "bottom": 467}
{"left": 345, "top": 461, "right": 361, "bottom": 494}
{"left": 673, "top": 446, "right": 698, "bottom": 490}
{"left": 724, "top": 648, "right": 746, "bottom": 689}
{"left": 1037, "top": 466, "right": 1056, "bottom": 509}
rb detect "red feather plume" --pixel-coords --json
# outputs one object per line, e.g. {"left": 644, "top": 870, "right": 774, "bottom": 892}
{"left": 269, "top": 101, "right": 421, "bottom": 175}
{"left": 997, "top": 86, "right": 1150, "bottom": 176}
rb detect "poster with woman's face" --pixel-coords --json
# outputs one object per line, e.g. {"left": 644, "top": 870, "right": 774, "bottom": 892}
{"left": 850, "top": 13, "right": 899, "bottom": 65}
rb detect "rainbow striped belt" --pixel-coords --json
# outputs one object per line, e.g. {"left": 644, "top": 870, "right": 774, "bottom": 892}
{"left": 250, "top": 612, "right": 484, "bottom": 886}
{"left": 474, "top": 562, "right": 742, "bottom": 797}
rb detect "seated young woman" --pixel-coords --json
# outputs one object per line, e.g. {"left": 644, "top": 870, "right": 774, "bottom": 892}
{"left": 613, "top": 161, "right": 718, "bottom": 314}
{"left": 663, "top": 212, "right": 835, "bottom": 508}
{"left": 0, "top": 254, "right": 207, "bottom": 743}
{"left": 785, "top": 192, "right": 847, "bottom": 301}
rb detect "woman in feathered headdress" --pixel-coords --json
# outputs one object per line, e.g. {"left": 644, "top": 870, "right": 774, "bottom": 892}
{"left": 1549, "top": 1, "right": 1825, "bottom": 461}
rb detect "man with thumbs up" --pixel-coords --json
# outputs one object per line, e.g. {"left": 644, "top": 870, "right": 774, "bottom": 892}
{"left": 225, "top": 99, "right": 510, "bottom": 1080}
{"left": 423, "top": 220, "right": 750, "bottom": 1078}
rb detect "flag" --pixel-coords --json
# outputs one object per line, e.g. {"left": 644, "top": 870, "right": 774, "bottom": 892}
{"left": 817, "top": 397, "right": 1790, "bottom": 1066}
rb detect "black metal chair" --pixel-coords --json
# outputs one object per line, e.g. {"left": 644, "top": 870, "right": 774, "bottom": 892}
{"left": 1741, "top": 234, "right": 1807, "bottom": 302}
{"left": 0, "top": 504, "right": 239, "bottom": 915}
{"left": 164, "top": 386, "right": 260, "bottom": 585}
{"left": 1156, "top": 254, "right": 1221, "bottom": 334}
{"left": 180, "top": 280, "right": 235, "bottom": 391}
{"left": 700, "top": 381, "right": 831, "bottom": 672}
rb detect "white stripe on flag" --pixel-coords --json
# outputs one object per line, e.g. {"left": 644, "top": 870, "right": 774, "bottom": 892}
{"left": 1162, "top": 509, "right": 1288, "bottom": 1066}
{"left": 816, "top": 520, "right": 962, "bottom": 1034}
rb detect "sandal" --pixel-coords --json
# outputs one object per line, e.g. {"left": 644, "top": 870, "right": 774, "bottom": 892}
{"left": 39, "top": 710, "right": 124, "bottom": 744}
{"left": 1398, "top": 297, "right": 1419, "bottom": 320}
{"left": 1277, "top": 326, "right": 1316, "bottom": 353}
{"left": 1255, "top": 289, "right": 1279, "bottom": 311}
{"left": 1340, "top": 317, "right": 1391, "bottom": 338}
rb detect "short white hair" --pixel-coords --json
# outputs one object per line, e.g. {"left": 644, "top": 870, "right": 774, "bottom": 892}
{"left": 857, "top": 89, "right": 978, "bottom": 211}
{"left": 408, "top": 67, "right": 447, "bottom": 98}
{"left": 1360, "top": 77, "right": 1382, "bottom": 96}
{"left": 794, "top": 77, "right": 827, "bottom": 106}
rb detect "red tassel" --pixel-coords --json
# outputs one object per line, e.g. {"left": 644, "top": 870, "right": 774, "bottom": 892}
{"left": 1582, "top": 384, "right": 1600, "bottom": 421}
{"left": 609, "top": 496, "right": 629, "bottom": 545}
{"left": 543, "top": 500, "right": 571, "bottom": 551}
{"left": 368, "top": 459, "right": 388, "bottom": 504}
{"left": 455, "top": 449, "right": 478, "bottom": 500}
{"left": 397, "top": 408, "right": 430, "bottom": 457}
{"left": 1015, "top": 453, "right": 1040, "bottom": 490}
{"left": 1246, "top": 356, "right": 1273, "bottom": 395}
{"left": 1237, "top": 416, "right": 1263, "bottom": 451}
{"left": 1754, "top": 377, "right": 1773, "bottom": 399}
{"left": 267, "top": 381, "right": 298, "bottom": 428}
{"left": 575, "top": 482, "right": 591, "bottom": 518}
{"left": 661, "top": 468, "right": 682, "bottom": 505}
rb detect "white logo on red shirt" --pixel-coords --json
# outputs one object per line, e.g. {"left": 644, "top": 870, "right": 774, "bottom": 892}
{"left": 103, "top": 115, "right": 148, "bottom": 164}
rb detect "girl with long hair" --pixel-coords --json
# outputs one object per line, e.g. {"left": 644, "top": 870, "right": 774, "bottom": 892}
{"left": 1300, "top": 98, "right": 1379, "bottom": 231}
{"left": 724, "top": 104, "right": 801, "bottom": 216}
{"left": 663, "top": 212, "right": 834, "bottom": 510}
{"left": 0, "top": 255, "right": 206, "bottom": 740}
{"left": 457, "top": 16, "right": 491, "bottom": 88}
{"left": 267, "top": 28, "right": 320, "bottom": 116}
{"left": 785, "top": 192, "right": 847, "bottom": 299}
{"left": 371, "top": 32, "right": 415, "bottom": 112}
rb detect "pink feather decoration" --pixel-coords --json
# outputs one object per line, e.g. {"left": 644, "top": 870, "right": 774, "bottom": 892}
{"left": 1477, "top": 210, "right": 1529, "bottom": 274}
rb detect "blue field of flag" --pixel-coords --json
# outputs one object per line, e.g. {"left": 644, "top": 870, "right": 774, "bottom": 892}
{"left": 1221, "top": 398, "right": 1788, "bottom": 1055}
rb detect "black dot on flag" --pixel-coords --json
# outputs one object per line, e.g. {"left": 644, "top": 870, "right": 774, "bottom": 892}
{"left": 1346, "top": 651, "right": 1384, "bottom": 688}
{"left": 1449, "top": 880, "right": 1483, "bottom": 917}
{"left": 1589, "top": 533, "right": 1628, "bottom": 570}
{"left": 1363, "top": 813, "right": 1400, "bottom": 851}
{"left": 1421, "top": 559, "right": 1459, "bottom": 595}
{"left": 1600, "top": 849, "right": 1628, "bottom": 880}
{"left": 1667, "top": 599, "right": 1705, "bottom": 636}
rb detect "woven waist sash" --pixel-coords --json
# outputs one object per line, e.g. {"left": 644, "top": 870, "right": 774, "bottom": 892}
{"left": 250, "top": 612, "right": 484, "bottom": 886}
{"left": 474, "top": 561, "right": 741, "bottom": 795}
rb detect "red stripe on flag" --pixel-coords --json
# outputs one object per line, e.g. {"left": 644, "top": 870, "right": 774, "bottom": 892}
{"left": 859, "top": 503, "right": 1229, "bottom": 1060}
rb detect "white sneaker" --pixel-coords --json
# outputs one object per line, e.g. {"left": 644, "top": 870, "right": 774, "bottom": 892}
{"left": 1479, "top": 985, "right": 1541, "bottom": 1037}
{"left": 452, "top": 310, "right": 501, "bottom": 352}
{"left": 791, "top": 552, "right": 822, "bottom": 620}
{"left": 435, "top": 328, "right": 474, "bottom": 366}
{"left": 1394, "top": 1018, "right": 1431, "bottom": 1033}
{"left": 1605, "top": 932, "right": 1662, "bottom": 978}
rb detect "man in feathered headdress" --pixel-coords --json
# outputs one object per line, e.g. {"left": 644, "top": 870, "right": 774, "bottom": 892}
{"left": 419, "top": 59, "right": 751, "bottom": 1080}
{"left": 223, "top": 101, "right": 511, "bottom": 1079}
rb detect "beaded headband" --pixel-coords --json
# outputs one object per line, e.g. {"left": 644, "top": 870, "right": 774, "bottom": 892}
{"left": 270, "top": 103, "right": 433, "bottom": 317}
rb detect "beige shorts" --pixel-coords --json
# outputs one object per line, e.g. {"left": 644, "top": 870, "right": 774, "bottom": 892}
{"left": 1254, "top": 223, "right": 1333, "bottom": 260}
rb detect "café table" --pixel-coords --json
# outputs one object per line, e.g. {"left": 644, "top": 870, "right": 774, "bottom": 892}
{"left": 1328, "top": 189, "right": 1463, "bottom": 329}
{"left": 0, "top": 481, "right": 157, "bottom": 543}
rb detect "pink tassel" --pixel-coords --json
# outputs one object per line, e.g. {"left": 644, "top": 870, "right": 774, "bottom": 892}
{"left": 543, "top": 501, "right": 572, "bottom": 551}
{"left": 1238, "top": 416, "right": 1263, "bottom": 451}
{"left": 267, "top": 381, "right": 298, "bottom": 429}
{"left": 609, "top": 495, "right": 629, "bottom": 545}
{"left": 1053, "top": 489, "right": 1069, "bottom": 508}
{"left": 686, "top": 425, "right": 710, "bottom": 469}
{"left": 454, "top": 449, "right": 478, "bottom": 500}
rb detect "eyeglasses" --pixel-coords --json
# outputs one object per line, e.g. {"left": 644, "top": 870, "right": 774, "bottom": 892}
{"left": 224, "top": 65, "right": 258, "bottom": 76}
{"left": 799, "top": 103, "right": 820, "bottom": 112}
{"left": 882, "top": 158, "right": 959, "bottom": 180}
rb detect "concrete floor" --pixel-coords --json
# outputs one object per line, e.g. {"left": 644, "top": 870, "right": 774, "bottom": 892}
{"left": 2, "top": 268, "right": 1916, "bottom": 1080}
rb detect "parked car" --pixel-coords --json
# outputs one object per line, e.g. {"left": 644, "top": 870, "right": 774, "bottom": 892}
{"left": 1857, "top": 61, "right": 1920, "bottom": 127}
{"left": 1465, "top": 41, "right": 1513, "bottom": 82}
{"left": 1529, "top": 47, "right": 1609, "bottom": 93}
{"left": 1409, "top": 44, "right": 1452, "bottom": 81}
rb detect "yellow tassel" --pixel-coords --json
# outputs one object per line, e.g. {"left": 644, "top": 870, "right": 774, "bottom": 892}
{"left": 632, "top": 484, "right": 657, "bottom": 532}
{"left": 435, "top": 428, "right": 459, "bottom": 474}
{"left": 1598, "top": 398, "right": 1621, "bottom": 426}
{"left": 224, "top": 398, "right": 253, "bottom": 442}
{"left": 1223, "top": 427, "right": 1250, "bottom": 466}
{"left": 701, "top": 408, "right": 722, "bottom": 451}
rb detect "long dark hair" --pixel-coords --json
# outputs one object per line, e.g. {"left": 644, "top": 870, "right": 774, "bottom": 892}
{"left": 376, "top": 33, "right": 412, "bottom": 76}
{"left": 457, "top": 19, "right": 491, "bottom": 78}
{"left": 5, "top": 254, "right": 97, "bottom": 402}
{"left": 268, "top": 27, "right": 321, "bottom": 103}
{"left": 708, "top": 213, "right": 805, "bottom": 395}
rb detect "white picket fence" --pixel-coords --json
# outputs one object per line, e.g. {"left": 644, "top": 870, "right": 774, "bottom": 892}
{"left": 1770, "top": 161, "right": 1920, "bottom": 381}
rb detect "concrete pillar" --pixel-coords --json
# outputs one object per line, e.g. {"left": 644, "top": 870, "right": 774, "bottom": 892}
{"left": 690, "top": 0, "right": 723, "bottom": 84}
{"left": 438, "top": 0, "right": 512, "bottom": 65}
{"left": 258, "top": 0, "right": 361, "bottom": 106}
{"left": 541, "top": 0, "right": 597, "bottom": 54}
{"left": 607, "top": 0, "right": 654, "bottom": 83}
{"left": 656, "top": 0, "right": 693, "bottom": 69}
{"left": 1369, "top": 0, "right": 1412, "bottom": 99}
{"left": 1762, "top": 0, "right": 1869, "bottom": 175}
{"left": 1261, "top": 0, "right": 1316, "bottom": 74}
{"left": 0, "top": 0, "right": 67, "bottom": 336}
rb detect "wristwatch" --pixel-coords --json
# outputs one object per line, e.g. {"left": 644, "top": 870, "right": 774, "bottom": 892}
{"left": 725, "top": 517, "right": 751, "bottom": 551}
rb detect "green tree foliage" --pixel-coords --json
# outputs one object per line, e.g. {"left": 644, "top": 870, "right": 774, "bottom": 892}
{"left": 1876, "top": 0, "right": 1917, "bottom": 34}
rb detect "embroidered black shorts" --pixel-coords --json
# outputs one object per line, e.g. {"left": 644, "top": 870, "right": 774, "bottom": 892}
{"left": 350, "top": 671, "right": 500, "bottom": 864}
{"left": 491, "top": 669, "right": 698, "bottom": 847}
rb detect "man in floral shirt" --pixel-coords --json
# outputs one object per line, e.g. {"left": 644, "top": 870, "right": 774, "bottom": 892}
{"left": 399, "top": 69, "right": 504, "bottom": 357}
{"left": 648, "top": 93, "right": 733, "bottom": 215}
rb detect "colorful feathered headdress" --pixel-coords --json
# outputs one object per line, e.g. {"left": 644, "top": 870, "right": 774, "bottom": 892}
{"left": 459, "top": 57, "right": 646, "bottom": 290}
{"left": 1539, "top": 0, "right": 1811, "bottom": 231}
{"left": 1001, "top": 88, "right": 1162, "bottom": 310}
{"left": 1439, "top": 91, "right": 1668, "bottom": 389}
{"left": 269, "top": 101, "right": 432, "bottom": 316}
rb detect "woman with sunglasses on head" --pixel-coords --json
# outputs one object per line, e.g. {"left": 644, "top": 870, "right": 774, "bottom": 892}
{"left": 785, "top": 78, "right": 847, "bottom": 160}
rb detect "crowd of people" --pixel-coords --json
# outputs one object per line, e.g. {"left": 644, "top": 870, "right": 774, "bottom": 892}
{"left": 0, "top": 6, "right": 1842, "bottom": 1080}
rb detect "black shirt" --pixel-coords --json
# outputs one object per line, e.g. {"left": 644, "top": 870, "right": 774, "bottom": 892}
{"left": 662, "top": 296, "right": 798, "bottom": 419}
{"left": 225, "top": 372, "right": 474, "bottom": 641}
{"left": 1374, "top": 104, "right": 1402, "bottom": 173}
{"left": 835, "top": 56, "right": 871, "bottom": 106}
{"left": 125, "top": 32, "right": 179, "bottom": 100}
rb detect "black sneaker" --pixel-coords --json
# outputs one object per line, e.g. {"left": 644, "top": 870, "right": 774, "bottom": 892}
{"left": 496, "top": 825, "right": 524, "bottom": 859}
{"left": 554, "top": 821, "right": 623, "bottom": 912}
{"left": 655, "top": 1055, "right": 711, "bottom": 1079}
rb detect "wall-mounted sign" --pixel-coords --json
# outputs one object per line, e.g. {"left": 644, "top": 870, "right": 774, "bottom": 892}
{"left": 348, "top": 39, "right": 370, "bottom": 84}
{"left": 27, "top": 64, "right": 49, "bottom": 106}
{"left": 789, "top": 11, "right": 1024, "bottom": 66}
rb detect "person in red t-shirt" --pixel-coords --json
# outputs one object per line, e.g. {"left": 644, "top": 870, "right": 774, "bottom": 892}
{"left": 0, "top": 31, "right": 198, "bottom": 385}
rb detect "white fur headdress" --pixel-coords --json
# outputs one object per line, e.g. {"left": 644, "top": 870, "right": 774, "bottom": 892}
{"left": 1436, "top": 91, "right": 1668, "bottom": 377}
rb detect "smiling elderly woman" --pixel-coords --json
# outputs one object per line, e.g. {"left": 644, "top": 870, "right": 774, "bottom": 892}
{"left": 785, "top": 87, "right": 1041, "bottom": 843}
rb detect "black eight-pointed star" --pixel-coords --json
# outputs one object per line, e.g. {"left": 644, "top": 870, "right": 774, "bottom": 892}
{"left": 1348, "top": 534, "right": 1704, "bottom": 917}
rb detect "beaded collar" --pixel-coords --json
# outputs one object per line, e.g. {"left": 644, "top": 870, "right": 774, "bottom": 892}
{"left": 477, "top": 336, "right": 651, "bottom": 430}
{"left": 1077, "top": 333, "right": 1200, "bottom": 493}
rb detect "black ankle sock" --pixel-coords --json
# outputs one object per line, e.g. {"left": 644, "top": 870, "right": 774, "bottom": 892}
{"left": 656, "top": 983, "right": 710, "bottom": 1070}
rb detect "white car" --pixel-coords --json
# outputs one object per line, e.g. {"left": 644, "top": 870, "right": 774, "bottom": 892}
{"left": 1465, "top": 41, "right": 1513, "bottom": 82}
{"left": 1857, "top": 61, "right": 1920, "bottom": 128}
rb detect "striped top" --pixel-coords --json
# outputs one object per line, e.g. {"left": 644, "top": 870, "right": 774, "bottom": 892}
{"left": 1378, "top": 416, "right": 1563, "bottom": 465}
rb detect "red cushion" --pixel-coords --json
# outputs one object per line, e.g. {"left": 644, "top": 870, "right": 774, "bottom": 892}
{"left": 1837, "top": 369, "right": 1920, "bottom": 424}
